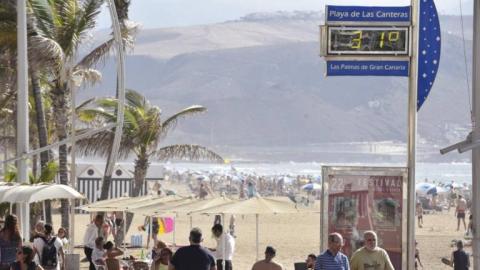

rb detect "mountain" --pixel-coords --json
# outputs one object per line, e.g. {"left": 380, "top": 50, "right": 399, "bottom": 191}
{"left": 81, "top": 11, "right": 474, "bottom": 162}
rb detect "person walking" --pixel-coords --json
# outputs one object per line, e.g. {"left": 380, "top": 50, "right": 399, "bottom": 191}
{"left": 210, "top": 224, "right": 235, "bottom": 270}
{"left": 0, "top": 215, "right": 22, "bottom": 270}
{"left": 82, "top": 215, "right": 104, "bottom": 270}
{"left": 450, "top": 240, "right": 470, "bottom": 270}
{"left": 416, "top": 203, "right": 423, "bottom": 228}
{"left": 251, "top": 246, "right": 283, "bottom": 270}
{"left": 314, "top": 233, "right": 349, "bottom": 270}
{"left": 33, "top": 224, "right": 64, "bottom": 270}
{"left": 455, "top": 195, "right": 468, "bottom": 231}
{"left": 168, "top": 228, "right": 216, "bottom": 270}
{"left": 350, "top": 231, "right": 394, "bottom": 270}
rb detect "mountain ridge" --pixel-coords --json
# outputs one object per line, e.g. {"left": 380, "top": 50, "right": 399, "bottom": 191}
{"left": 81, "top": 12, "right": 473, "bottom": 162}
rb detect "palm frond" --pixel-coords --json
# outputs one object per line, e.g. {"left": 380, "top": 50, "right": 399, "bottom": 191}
{"left": 75, "top": 0, "right": 103, "bottom": 43}
{"left": 75, "top": 97, "right": 95, "bottom": 113}
{"left": 74, "top": 21, "right": 139, "bottom": 70}
{"left": 126, "top": 89, "right": 147, "bottom": 109}
{"left": 75, "top": 37, "right": 114, "bottom": 69}
{"left": 161, "top": 105, "right": 206, "bottom": 136}
{"left": 36, "top": 160, "right": 59, "bottom": 183}
{"left": 75, "top": 129, "right": 114, "bottom": 158}
{"left": 95, "top": 98, "right": 118, "bottom": 109}
{"left": 156, "top": 144, "right": 224, "bottom": 163}
{"left": 71, "top": 68, "right": 102, "bottom": 88}
{"left": 75, "top": 129, "right": 132, "bottom": 159}
{"left": 28, "top": 35, "right": 64, "bottom": 70}
{"left": 77, "top": 108, "right": 115, "bottom": 123}
{"left": 29, "top": 0, "right": 55, "bottom": 38}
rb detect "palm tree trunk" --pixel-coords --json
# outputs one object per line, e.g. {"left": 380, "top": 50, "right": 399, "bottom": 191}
{"left": 99, "top": 144, "right": 114, "bottom": 202}
{"left": 50, "top": 85, "right": 70, "bottom": 229}
{"left": 31, "top": 72, "right": 53, "bottom": 223}
{"left": 125, "top": 154, "right": 149, "bottom": 232}
{"left": 31, "top": 72, "right": 50, "bottom": 167}
{"left": 32, "top": 154, "right": 38, "bottom": 179}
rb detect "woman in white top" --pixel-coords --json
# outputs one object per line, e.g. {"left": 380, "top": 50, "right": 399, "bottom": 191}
{"left": 56, "top": 228, "right": 68, "bottom": 270}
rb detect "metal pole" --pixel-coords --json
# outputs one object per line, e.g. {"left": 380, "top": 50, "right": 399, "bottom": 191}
{"left": 123, "top": 211, "right": 127, "bottom": 255}
{"left": 222, "top": 213, "right": 225, "bottom": 270}
{"left": 320, "top": 172, "right": 325, "bottom": 254}
{"left": 104, "top": 0, "right": 126, "bottom": 181}
{"left": 407, "top": 0, "right": 419, "bottom": 269}
{"left": 69, "top": 76, "right": 77, "bottom": 254}
{"left": 43, "top": 201, "right": 46, "bottom": 220}
{"left": 255, "top": 214, "right": 259, "bottom": 261}
{"left": 16, "top": 0, "right": 30, "bottom": 242}
{"left": 173, "top": 216, "right": 176, "bottom": 246}
{"left": 471, "top": 1, "right": 480, "bottom": 269}
{"left": 149, "top": 216, "right": 152, "bottom": 248}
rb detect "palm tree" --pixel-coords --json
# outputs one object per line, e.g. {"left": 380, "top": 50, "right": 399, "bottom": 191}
{"left": 76, "top": 89, "right": 223, "bottom": 230}
{"left": 1, "top": 0, "right": 66, "bottom": 224}
{"left": 29, "top": 0, "right": 137, "bottom": 228}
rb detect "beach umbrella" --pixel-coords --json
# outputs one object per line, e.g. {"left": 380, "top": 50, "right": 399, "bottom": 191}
{"left": 301, "top": 183, "right": 322, "bottom": 191}
{"left": 0, "top": 183, "right": 84, "bottom": 244}
{"left": 79, "top": 195, "right": 190, "bottom": 254}
{"left": 415, "top": 182, "right": 436, "bottom": 196}
{"left": 192, "top": 195, "right": 302, "bottom": 261}
{"left": 0, "top": 184, "right": 84, "bottom": 203}
{"left": 426, "top": 186, "right": 448, "bottom": 196}
{"left": 77, "top": 195, "right": 186, "bottom": 212}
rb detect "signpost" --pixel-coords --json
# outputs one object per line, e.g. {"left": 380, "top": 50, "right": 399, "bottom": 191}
{"left": 320, "top": 5, "right": 411, "bottom": 77}
{"left": 319, "top": 2, "right": 426, "bottom": 269}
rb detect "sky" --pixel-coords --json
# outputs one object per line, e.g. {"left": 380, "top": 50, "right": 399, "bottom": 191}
{"left": 97, "top": 0, "right": 473, "bottom": 29}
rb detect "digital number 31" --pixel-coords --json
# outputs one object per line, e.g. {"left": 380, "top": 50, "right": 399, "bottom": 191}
{"left": 351, "top": 31, "right": 400, "bottom": 49}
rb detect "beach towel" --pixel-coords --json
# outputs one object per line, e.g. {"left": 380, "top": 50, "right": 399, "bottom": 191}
{"left": 157, "top": 217, "right": 175, "bottom": 235}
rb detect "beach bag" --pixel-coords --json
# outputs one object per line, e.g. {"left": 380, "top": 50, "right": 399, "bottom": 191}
{"left": 41, "top": 237, "right": 58, "bottom": 268}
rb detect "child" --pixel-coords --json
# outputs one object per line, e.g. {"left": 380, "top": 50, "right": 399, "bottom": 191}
{"left": 416, "top": 203, "right": 423, "bottom": 228}
{"left": 91, "top": 237, "right": 106, "bottom": 267}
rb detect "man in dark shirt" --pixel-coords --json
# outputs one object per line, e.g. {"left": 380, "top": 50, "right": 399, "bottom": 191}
{"left": 169, "top": 227, "right": 216, "bottom": 270}
{"left": 451, "top": 240, "right": 470, "bottom": 270}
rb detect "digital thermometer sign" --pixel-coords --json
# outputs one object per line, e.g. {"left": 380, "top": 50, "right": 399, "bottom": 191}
{"left": 327, "top": 26, "right": 409, "bottom": 55}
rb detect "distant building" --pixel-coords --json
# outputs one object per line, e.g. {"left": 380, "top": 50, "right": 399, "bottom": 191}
{"left": 76, "top": 164, "right": 153, "bottom": 203}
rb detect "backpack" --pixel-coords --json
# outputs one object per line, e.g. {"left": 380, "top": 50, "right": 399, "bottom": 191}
{"left": 41, "top": 237, "right": 58, "bottom": 268}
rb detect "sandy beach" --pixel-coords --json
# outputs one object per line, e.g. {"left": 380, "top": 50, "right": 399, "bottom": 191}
{"left": 57, "top": 205, "right": 471, "bottom": 270}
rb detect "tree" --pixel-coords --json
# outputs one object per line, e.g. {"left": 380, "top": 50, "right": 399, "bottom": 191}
{"left": 30, "top": 0, "right": 137, "bottom": 228}
{"left": 77, "top": 89, "right": 223, "bottom": 231}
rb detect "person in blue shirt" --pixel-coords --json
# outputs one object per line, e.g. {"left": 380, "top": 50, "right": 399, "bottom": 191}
{"left": 451, "top": 240, "right": 470, "bottom": 270}
{"left": 315, "top": 233, "right": 350, "bottom": 270}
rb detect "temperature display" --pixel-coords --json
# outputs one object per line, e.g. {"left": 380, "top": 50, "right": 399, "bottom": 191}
{"left": 328, "top": 26, "right": 409, "bottom": 55}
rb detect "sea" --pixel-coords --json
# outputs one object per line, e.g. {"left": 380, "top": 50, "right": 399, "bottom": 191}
{"left": 84, "top": 142, "right": 473, "bottom": 185}
{"left": 156, "top": 161, "right": 472, "bottom": 184}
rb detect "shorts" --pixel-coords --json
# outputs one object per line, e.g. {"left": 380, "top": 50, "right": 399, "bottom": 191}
{"left": 457, "top": 212, "right": 466, "bottom": 219}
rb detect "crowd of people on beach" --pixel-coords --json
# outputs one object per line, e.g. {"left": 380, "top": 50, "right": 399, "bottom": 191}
{"left": 0, "top": 174, "right": 474, "bottom": 270}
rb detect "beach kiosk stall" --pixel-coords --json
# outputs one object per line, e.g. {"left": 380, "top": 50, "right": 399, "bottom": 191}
{"left": 321, "top": 166, "right": 407, "bottom": 270}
